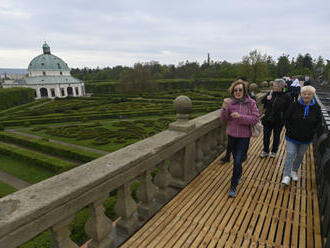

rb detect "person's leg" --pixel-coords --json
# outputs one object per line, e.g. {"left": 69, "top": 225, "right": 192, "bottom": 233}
{"left": 231, "top": 137, "right": 249, "bottom": 191}
{"left": 242, "top": 137, "right": 250, "bottom": 162}
{"left": 271, "top": 125, "right": 284, "bottom": 154}
{"left": 263, "top": 125, "right": 271, "bottom": 153}
{"left": 292, "top": 143, "right": 309, "bottom": 172}
{"left": 221, "top": 136, "right": 232, "bottom": 163}
{"left": 283, "top": 140, "right": 298, "bottom": 177}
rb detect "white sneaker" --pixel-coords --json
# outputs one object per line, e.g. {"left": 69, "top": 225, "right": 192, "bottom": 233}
{"left": 281, "top": 176, "right": 290, "bottom": 186}
{"left": 270, "top": 152, "right": 276, "bottom": 158}
{"left": 260, "top": 151, "right": 268, "bottom": 158}
{"left": 291, "top": 171, "right": 298, "bottom": 181}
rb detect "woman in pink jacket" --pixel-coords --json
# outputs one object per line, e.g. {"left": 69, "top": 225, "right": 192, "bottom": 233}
{"left": 220, "top": 80, "right": 260, "bottom": 197}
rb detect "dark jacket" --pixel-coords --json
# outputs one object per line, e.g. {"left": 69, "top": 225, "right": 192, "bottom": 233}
{"left": 284, "top": 100, "right": 321, "bottom": 143}
{"left": 261, "top": 91, "right": 291, "bottom": 127}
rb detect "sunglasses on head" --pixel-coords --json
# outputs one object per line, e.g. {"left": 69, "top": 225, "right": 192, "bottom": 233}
{"left": 234, "top": 88, "right": 243, "bottom": 92}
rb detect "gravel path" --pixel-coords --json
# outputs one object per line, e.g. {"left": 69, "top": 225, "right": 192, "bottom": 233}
{"left": 0, "top": 170, "right": 30, "bottom": 189}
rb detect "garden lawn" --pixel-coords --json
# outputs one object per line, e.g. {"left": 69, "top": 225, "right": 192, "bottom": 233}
{"left": 0, "top": 180, "right": 16, "bottom": 197}
{"left": 0, "top": 155, "right": 54, "bottom": 184}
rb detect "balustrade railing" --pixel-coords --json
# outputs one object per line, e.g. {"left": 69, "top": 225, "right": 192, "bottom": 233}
{"left": 313, "top": 94, "right": 330, "bottom": 248}
{"left": 0, "top": 93, "right": 265, "bottom": 248}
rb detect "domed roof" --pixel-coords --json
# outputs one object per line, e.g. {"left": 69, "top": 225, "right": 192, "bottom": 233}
{"left": 28, "top": 43, "right": 70, "bottom": 71}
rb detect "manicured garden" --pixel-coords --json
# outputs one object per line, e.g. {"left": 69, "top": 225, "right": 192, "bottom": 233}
{"left": 0, "top": 87, "right": 229, "bottom": 248}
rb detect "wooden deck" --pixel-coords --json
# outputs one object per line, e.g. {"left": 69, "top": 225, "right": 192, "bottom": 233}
{"left": 121, "top": 132, "right": 322, "bottom": 248}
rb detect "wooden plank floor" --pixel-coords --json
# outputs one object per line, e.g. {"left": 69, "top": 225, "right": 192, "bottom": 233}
{"left": 121, "top": 132, "right": 322, "bottom": 248}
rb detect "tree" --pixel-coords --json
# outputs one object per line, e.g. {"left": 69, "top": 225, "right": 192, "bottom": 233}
{"left": 242, "top": 50, "right": 268, "bottom": 83}
{"left": 277, "top": 54, "right": 291, "bottom": 77}
{"left": 119, "top": 63, "right": 156, "bottom": 92}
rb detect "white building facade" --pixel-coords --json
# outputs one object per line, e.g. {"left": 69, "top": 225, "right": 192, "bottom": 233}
{"left": 3, "top": 43, "right": 85, "bottom": 99}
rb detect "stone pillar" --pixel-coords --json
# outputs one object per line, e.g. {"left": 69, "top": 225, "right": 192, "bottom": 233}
{"left": 154, "top": 161, "right": 175, "bottom": 203}
{"left": 114, "top": 182, "right": 138, "bottom": 236}
{"left": 73, "top": 86, "right": 76, "bottom": 97}
{"left": 136, "top": 169, "right": 157, "bottom": 220}
{"left": 168, "top": 96, "right": 196, "bottom": 187}
{"left": 85, "top": 196, "right": 113, "bottom": 248}
{"left": 36, "top": 88, "right": 41, "bottom": 99}
{"left": 55, "top": 86, "right": 61, "bottom": 98}
{"left": 50, "top": 216, "right": 79, "bottom": 248}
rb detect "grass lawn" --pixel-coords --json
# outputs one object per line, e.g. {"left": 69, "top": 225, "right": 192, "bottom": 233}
{"left": 0, "top": 155, "right": 55, "bottom": 184}
{"left": 0, "top": 180, "right": 16, "bottom": 197}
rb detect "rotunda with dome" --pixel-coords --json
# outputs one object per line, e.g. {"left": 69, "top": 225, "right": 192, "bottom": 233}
{"left": 3, "top": 43, "right": 85, "bottom": 99}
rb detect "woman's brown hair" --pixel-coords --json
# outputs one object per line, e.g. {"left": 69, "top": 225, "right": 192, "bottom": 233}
{"left": 228, "top": 79, "right": 249, "bottom": 97}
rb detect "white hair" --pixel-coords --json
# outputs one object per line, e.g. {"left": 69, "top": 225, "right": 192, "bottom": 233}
{"left": 301, "top": 85, "right": 316, "bottom": 94}
{"left": 273, "top": 79, "right": 286, "bottom": 88}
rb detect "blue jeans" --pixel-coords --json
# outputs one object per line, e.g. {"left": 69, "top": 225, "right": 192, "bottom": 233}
{"left": 263, "top": 124, "right": 283, "bottom": 153}
{"left": 284, "top": 140, "right": 309, "bottom": 177}
{"left": 228, "top": 135, "right": 250, "bottom": 189}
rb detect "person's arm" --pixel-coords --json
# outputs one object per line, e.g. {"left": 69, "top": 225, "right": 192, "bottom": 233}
{"left": 220, "top": 98, "right": 231, "bottom": 123}
{"left": 237, "top": 101, "right": 259, "bottom": 125}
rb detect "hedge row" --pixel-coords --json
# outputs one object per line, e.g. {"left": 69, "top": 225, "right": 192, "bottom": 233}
{"left": 0, "top": 132, "right": 100, "bottom": 162}
{"left": 0, "top": 105, "right": 220, "bottom": 127}
{"left": 85, "top": 78, "right": 233, "bottom": 94}
{"left": 0, "top": 88, "right": 35, "bottom": 111}
{"left": 0, "top": 142, "right": 76, "bottom": 173}
{"left": 0, "top": 99, "right": 50, "bottom": 116}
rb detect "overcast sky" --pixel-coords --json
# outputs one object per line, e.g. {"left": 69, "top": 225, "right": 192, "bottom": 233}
{"left": 1, "top": 0, "right": 329, "bottom": 69}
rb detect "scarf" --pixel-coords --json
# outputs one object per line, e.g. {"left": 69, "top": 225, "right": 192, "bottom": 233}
{"left": 298, "top": 97, "right": 315, "bottom": 118}
{"left": 232, "top": 96, "right": 246, "bottom": 104}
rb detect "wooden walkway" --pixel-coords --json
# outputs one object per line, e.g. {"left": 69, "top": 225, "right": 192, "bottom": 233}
{"left": 121, "top": 132, "right": 322, "bottom": 248}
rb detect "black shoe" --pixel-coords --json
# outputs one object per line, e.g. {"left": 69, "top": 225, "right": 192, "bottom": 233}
{"left": 221, "top": 155, "right": 230, "bottom": 163}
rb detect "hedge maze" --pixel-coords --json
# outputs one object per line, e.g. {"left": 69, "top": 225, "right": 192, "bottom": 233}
{"left": 0, "top": 87, "right": 229, "bottom": 247}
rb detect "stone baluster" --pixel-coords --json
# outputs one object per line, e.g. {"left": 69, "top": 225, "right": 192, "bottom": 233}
{"left": 114, "top": 182, "right": 138, "bottom": 236}
{"left": 136, "top": 169, "right": 157, "bottom": 220}
{"left": 209, "top": 129, "right": 218, "bottom": 159}
{"left": 50, "top": 216, "right": 79, "bottom": 248}
{"left": 168, "top": 149, "right": 184, "bottom": 187}
{"left": 215, "top": 126, "right": 223, "bottom": 156}
{"left": 154, "top": 161, "right": 175, "bottom": 204}
{"left": 85, "top": 196, "right": 113, "bottom": 248}
{"left": 201, "top": 135, "right": 211, "bottom": 165}
{"left": 195, "top": 138, "right": 204, "bottom": 172}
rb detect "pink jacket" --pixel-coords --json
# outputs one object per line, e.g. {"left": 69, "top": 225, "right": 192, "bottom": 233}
{"left": 220, "top": 96, "right": 260, "bottom": 138}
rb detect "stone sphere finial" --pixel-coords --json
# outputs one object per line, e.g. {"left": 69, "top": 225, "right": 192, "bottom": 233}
{"left": 249, "top": 83, "right": 258, "bottom": 91}
{"left": 173, "top": 95, "right": 192, "bottom": 121}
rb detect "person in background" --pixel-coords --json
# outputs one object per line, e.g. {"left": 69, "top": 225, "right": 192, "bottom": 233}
{"left": 220, "top": 80, "right": 259, "bottom": 197}
{"left": 290, "top": 77, "right": 301, "bottom": 102}
{"left": 281, "top": 86, "right": 321, "bottom": 186}
{"left": 260, "top": 79, "right": 291, "bottom": 158}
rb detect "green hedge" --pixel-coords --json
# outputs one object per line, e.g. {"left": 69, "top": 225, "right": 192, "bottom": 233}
{"left": 0, "top": 99, "right": 50, "bottom": 116}
{"left": 0, "top": 132, "right": 100, "bottom": 163}
{"left": 0, "top": 142, "right": 76, "bottom": 173}
{"left": 0, "top": 181, "right": 16, "bottom": 197}
{"left": 0, "top": 105, "right": 219, "bottom": 127}
{"left": 0, "top": 88, "right": 35, "bottom": 111}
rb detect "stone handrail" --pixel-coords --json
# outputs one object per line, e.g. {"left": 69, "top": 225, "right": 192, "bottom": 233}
{"left": 313, "top": 94, "right": 330, "bottom": 248}
{"left": 0, "top": 93, "right": 265, "bottom": 248}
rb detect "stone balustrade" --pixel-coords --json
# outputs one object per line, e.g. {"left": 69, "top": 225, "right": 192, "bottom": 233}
{"left": 0, "top": 93, "right": 265, "bottom": 248}
{"left": 313, "top": 94, "right": 330, "bottom": 248}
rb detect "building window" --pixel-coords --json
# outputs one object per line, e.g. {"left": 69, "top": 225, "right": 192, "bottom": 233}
{"left": 75, "top": 87, "right": 79, "bottom": 95}
{"left": 51, "top": 88, "right": 56, "bottom": 97}
{"left": 43, "top": 71, "right": 46, "bottom": 75}
{"left": 60, "top": 71, "right": 63, "bottom": 75}
{"left": 57, "top": 63, "right": 61, "bottom": 69}
{"left": 61, "top": 88, "right": 65, "bottom": 96}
